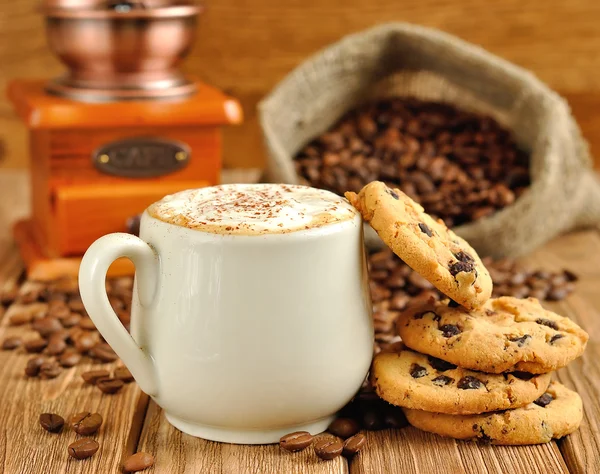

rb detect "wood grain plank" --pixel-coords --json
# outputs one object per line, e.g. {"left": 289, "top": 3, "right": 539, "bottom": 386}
{"left": 520, "top": 231, "right": 600, "bottom": 474}
{"left": 137, "top": 401, "right": 348, "bottom": 474}
{"left": 0, "top": 290, "right": 149, "bottom": 473}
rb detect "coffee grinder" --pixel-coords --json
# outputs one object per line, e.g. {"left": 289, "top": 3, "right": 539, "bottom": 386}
{"left": 7, "top": 0, "right": 242, "bottom": 280}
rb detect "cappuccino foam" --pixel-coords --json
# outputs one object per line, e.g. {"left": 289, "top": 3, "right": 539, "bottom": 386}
{"left": 147, "top": 184, "right": 358, "bottom": 235}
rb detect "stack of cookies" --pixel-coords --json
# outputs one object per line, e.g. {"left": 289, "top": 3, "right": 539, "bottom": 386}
{"left": 346, "top": 181, "right": 588, "bottom": 445}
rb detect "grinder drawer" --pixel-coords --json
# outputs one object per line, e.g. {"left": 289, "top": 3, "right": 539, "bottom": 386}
{"left": 52, "top": 180, "right": 208, "bottom": 256}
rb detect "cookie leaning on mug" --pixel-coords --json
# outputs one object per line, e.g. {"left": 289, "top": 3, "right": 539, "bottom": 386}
{"left": 345, "top": 181, "right": 492, "bottom": 309}
{"left": 397, "top": 296, "right": 588, "bottom": 374}
{"left": 403, "top": 381, "right": 583, "bottom": 445}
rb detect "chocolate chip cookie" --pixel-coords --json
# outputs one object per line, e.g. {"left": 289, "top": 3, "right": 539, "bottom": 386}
{"left": 372, "top": 344, "right": 552, "bottom": 414}
{"left": 345, "top": 181, "right": 492, "bottom": 309}
{"left": 397, "top": 296, "right": 588, "bottom": 374}
{"left": 403, "top": 381, "right": 582, "bottom": 445}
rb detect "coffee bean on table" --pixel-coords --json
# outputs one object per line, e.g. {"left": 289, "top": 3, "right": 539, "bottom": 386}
{"left": 0, "top": 286, "right": 18, "bottom": 305}
{"left": 342, "top": 433, "right": 366, "bottom": 457}
{"left": 2, "top": 336, "right": 22, "bottom": 350}
{"left": 82, "top": 369, "right": 111, "bottom": 385}
{"left": 19, "top": 287, "right": 41, "bottom": 304}
{"left": 59, "top": 349, "right": 82, "bottom": 368}
{"left": 70, "top": 412, "right": 103, "bottom": 435}
{"left": 9, "top": 310, "right": 33, "bottom": 326}
{"left": 25, "top": 356, "right": 46, "bottom": 377}
{"left": 39, "top": 413, "right": 65, "bottom": 433}
{"left": 114, "top": 366, "right": 134, "bottom": 383}
{"left": 97, "top": 378, "right": 124, "bottom": 394}
{"left": 48, "top": 301, "right": 70, "bottom": 319}
{"left": 68, "top": 438, "right": 99, "bottom": 460}
{"left": 279, "top": 431, "right": 313, "bottom": 452}
{"left": 46, "top": 334, "right": 67, "bottom": 356}
{"left": 68, "top": 296, "right": 85, "bottom": 313}
{"left": 74, "top": 333, "right": 97, "bottom": 353}
{"left": 314, "top": 436, "right": 344, "bottom": 460}
{"left": 60, "top": 313, "right": 82, "bottom": 328}
{"left": 327, "top": 418, "right": 360, "bottom": 439}
{"left": 39, "top": 360, "right": 61, "bottom": 379}
{"left": 24, "top": 338, "right": 48, "bottom": 353}
{"left": 79, "top": 318, "right": 96, "bottom": 330}
{"left": 123, "top": 452, "right": 155, "bottom": 472}
{"left": 89, "top": 342, "right": 118, "bottom": 362}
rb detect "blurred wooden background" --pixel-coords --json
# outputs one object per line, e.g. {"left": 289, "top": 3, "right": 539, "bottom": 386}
{"left": 1, "top": 0, "right": 600, "bottom": 170}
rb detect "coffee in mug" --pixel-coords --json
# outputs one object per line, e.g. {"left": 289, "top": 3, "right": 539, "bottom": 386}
{"left": 79, "top": 183, "right": 373, "bottom": 444}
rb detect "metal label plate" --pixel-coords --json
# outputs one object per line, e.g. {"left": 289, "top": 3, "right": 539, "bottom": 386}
{"left": 93, "top": 137, "right": 190, "bottom": 178}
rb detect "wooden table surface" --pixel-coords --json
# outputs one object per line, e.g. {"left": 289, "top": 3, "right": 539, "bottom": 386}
{"left": 0, "top": 171, "right": 598, "bottom": 473}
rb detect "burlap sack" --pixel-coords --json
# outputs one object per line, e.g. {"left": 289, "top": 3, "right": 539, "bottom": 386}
{"left": 258, "top": 22, "right": 600, "bottom": 257}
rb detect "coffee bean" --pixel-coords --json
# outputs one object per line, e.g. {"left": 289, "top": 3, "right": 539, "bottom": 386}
{"left": 97, "top": 378, "right": 124, "bottom": 394}
{"left": 79, "top": 317, "right": 96, "bottom": 330}
{"left": 25, "top": 356, "right": 46, "bottom": 377}
{"left": 89, "top": 342, "right": 118, "bottom": 362}
{"left": 342, "top": 433, "right": 366, "bottom": 457}
{"left": 19, "top": 287, "right": 41, "bottom": 304}
{"left": 534, "top": 393, "right": 554, "bottom": 408}
{"left": 327, "top": 418, "right": 360, "bottom": 439}
{"left": 60, "top": 313, "right": 82, "bottom": 328}
{"left": 75, "top": 333, "right": 97, "bottom": 353}
{"left": 9, "top": 309, "right": 34, "bottom": 326}
{"left": 39, "top": 413, "right": 64, "bottom": 433}
{"left": 70, "top": 412, "right": 103, "bottom": 435}
{"left": 279, "top": 431, "right": 313, "bottom": 452}
{"left": 361, "top": 408, "right": 384, "bottom": 431}
{"left": 314, "top": 437, "right": 344, "bottom": 460}
{"left": 547, "top": 286, "right": 569, "bottom": 301}
{"left": 39, "top": 360, "right": 61, "bottom": 379}
{"left": 68, "top": 438, "right": 99, "bottom": 460}
{"left": 123, "top": 452, "right": 155, "bottom": 472}
{"left": 82, "top": 369, "right": 111, "bottom": 385}
{"left": 24, "top": 338, "right": 48, "bottom": 353}
{"left": 68, "top": 296, "right": 85, "bottom": 313}
{"left": 46, "top": 335, "right": 67, "bottom": 356}
{"left": 0, "top": 286, "right": 18, "bottom": 305}
{"left": 59, "top": 349, "right": 82, "bottom": 368}
{"left": 408, "top": 272, "right": 434, "bottom": 290}
{"left": 114, "top": 366, "right": 134, "bottom": 383}
{"left": 2, "top": 336, "right": 21, "bottom": 350}
{"left": 48, "top": 301, "right": 70, "bottom": 319}
{"left": 457, "top": 376, "right": 484, "bottom": 390}
{"left": 32, "top": 317, "right": 62, "bottom": 338}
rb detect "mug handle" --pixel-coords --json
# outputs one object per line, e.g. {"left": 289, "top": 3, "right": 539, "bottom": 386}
{"left": 79, "top": 233, "right": 159, "bottom": 396}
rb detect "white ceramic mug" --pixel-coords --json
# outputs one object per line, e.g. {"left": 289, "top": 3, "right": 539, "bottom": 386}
{"left": 78, "top": 184, "right": 373, "bottom": 444}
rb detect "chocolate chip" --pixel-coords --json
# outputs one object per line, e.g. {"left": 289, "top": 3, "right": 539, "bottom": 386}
{"left": 440, "top": 324, "right": 461, "bottom": 337}
{"left": 534, "top": 393, "right": 554, "bottom": 407}
{"left": 387, "top": 188, "right": 400, "bottom": 200}
{"left": 457, "top": 376, "right": 484, "bottom": 390}
{"left": 418, "top": 223, "right": 433, "bottom": 237}
{"left": 428, "top": 356, "right": 457, "bottom": 372}
{"left": 511, "top": 371, "right": 535, "bottom": 381}
{"left": 454, "top": 251, "right": 475, "bottom": 264}
{"left": 447, "top": 299, "right": 460, "bottom": 307}
{"left": 432, "top": 375, "right": 454, "bottom": 386}
{"left": 410, "top": 363, "right": 428, "bottom": 378}
{"left": 508, "top": 334, "right": 531, "bottom": 347}
{"left": 39, "top": 413, "right": 65, "bottom": 433}
{"left": 279, "top": 431, "right": 314, "bottom": 452}
{"left": 449, "top": 261, "right": 474, "bottom": 276}
{"left": 550, "top": 334, "right": 565, "bottom": 344}
{"left": 536, "top": 318, "right": 559, "bottom": 330}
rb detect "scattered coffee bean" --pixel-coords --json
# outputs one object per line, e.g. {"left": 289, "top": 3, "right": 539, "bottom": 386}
{"left": 314, "top": 436, "right": 344, "bottom": 460}
{"left": 328, "top": 418, "right": 360, "bottom": 439}
{"left": 48, "top": 301, "right": 70, "bottom": 319}
{"left": 89, "top": 343, "right": 118, "bottom": 362}
{"left": 381, "top": 404, "right": 409, "bottom": 429}
{"left": 9, "top": 310, "right": 33, "bottom": 326}
{"left": 342, "top": 433, "right": 366, "bottom": 457}
{"left": 97, "top": 378, "right": 124, "bottom": 394}
{"left": 25, "top": 356, "right": 46, "bottom": 377}
{"left": 68, "top": 438, "right": 99, "bottom": 460}
{"left": 0, "top": 286, "right": 18, "bottom": 305}
{"left": 114, "top": 366, "right": 134, "bottom": 383}
{"left": 70, "top": 412, "right": 103, "bottom": 435}
{"left": 123, "top": 452, "right": 155, "bottom": 472}
{"left": 39, "top": 413, "right": 64, "bottom": 433}
{"left": 46, "top": 334, "right": 67, "bottom": 356}
{"left": 24, "top": 338, "right": 48, "bottom": 353}
{"left": 60, "top": 313, "right": 81, "bottom": 328}
{"left": 19, "top": 287, "right": 41, "bottom": 304}
{"left": 59, "top": 349, "right": 82, "bottom": 368}
{"left": 39, "top": 360, "right": 61, "bottom": 379}
{"left": 82, "top": 369, "right": 111, "bottom": 385}
{"left": 279, "top": 431, "right": 313, "bottom": 452}
{"left": 68, "top": 296, "right": 86, "bottom": 313}
{"left": 1, "top": 336, "right": 22, "bottom": 350}
{"left": 79, "top": 317, "right": 96, "bottom": 330}
{"left": 74, "top": 333, "right": 97, "bottom": 353}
